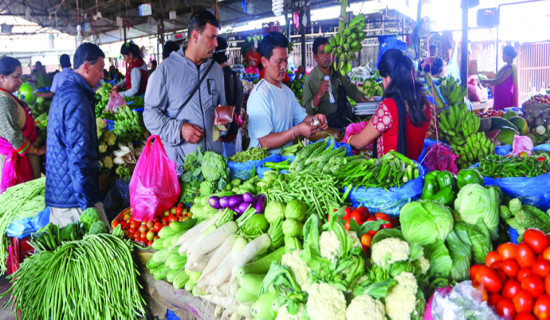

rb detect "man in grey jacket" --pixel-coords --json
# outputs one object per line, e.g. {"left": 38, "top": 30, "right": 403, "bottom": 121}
{"left": 144, "top": 9, "right": 226, "bottom": 174}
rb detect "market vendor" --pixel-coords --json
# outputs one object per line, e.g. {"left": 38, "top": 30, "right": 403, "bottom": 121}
{"left": 112, "top": 42, "right": 148, "bottom": 98}
{"left": 302, "top": 37, "right": 367, "bottom": 130}
{"left": 481, "top": 46, "right": 519, "bottom": 110}
{"left": 420, "top": 45, "right": 445, "bottom": 77}
{"left": 144, "top": 9, "right": 226, "bottom": 174}
{"left": 0, "top": 56, "right": 45, "bottom": 194}
{"left": 247, "top": 32, "right": 328, "bottom": 154}
{"left": 347, "top": 49, "right": 431, "bottom": 161}
{"left": 45, "top": 43, "right": 108, "bottom": 227}
{"left": 245, "top": 46, "right": 261, "bottom": 69}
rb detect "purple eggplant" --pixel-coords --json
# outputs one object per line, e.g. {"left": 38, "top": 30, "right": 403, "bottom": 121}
{"left": 255, "top": 194, "right": 266, "bottom": 213}
{"left": 239, "top": 202, "right": 252, "bottom": 213}
{"left": 228, "top": 195, "right": 244, "bottom": 208}
{"left": 243, "top": 192, "right": 255, "bottom": 203}
{"left": 208, "top": 196, "right": 221, "bottom": 209}
{"left": 220, "top": 196, "right": 230, "bottom": 208}
{"left": 233, "top": 205, "right": 243, "bottom": 215}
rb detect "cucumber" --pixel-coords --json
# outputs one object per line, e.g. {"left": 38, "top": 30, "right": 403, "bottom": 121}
{"left": 173, "top": 271, "right": 190, "bottom": 290}
{"left": 151, "top": 238, "right": 166, "bottom": 250}
{"left": 166, "top": 269, "right": 178, "bottom": 283}
{"left": 146, "top": 257, "right": 163, "bottom": 270}
{"left": 151, "top": 249, "right": 170, "bottom": 264}
{"left": 169, "top": 218, "right": 197, "bottom": 232}
{"left": 158, "top": 226, "right": 177, "bottom": 238}
{"left": 166, "top": 250, "right": 185, "bottom": 268}
{"left": 238, "top": 274, "right": 265, "bottom": 296}
{"left": 153, "top": 265, "right": 170, "bottom": 280}
{"left": 235, "top": 287, "right": 257, "bottom": 303}
{"left": 167, "top": 253, "right": 188, "bottom": 271}
{"left": 238, "top": 247, "right": 285, "bottom": 276}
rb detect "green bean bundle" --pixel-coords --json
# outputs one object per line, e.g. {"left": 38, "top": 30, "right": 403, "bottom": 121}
{"left": 0, "top": 177, "right": 46, "bottom": 274}
{"left": 229, "top": 147, "right": 269, "bottom": 163}
{"left": 2, "top": 233, "right": 146, "bottom": 319}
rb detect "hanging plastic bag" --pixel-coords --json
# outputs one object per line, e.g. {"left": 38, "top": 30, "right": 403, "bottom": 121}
{"left": 511, "top": 135, "right": 534, "bottom": 156}
{"left": 106, "top": 92, "right": 126, "bottom": 113}
{"left": 130, "top": 135, "right": 180, "bottom": 221}
{"left": 421, "top": 143, "right": 458, "bottom": 174}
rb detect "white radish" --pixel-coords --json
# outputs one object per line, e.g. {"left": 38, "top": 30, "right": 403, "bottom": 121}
{"left": 185, "top": 250, "right": 215, "bottom": 273}
{"left": 230, "top": 234, "right": 271, "bottom": 283}
{"left": 201, "top": 236, "right": 236, "bottom": 279}
{"left": 187, "top": 221, "right": 237, "bottom": 260}
{"left": 173, "top": 217, "right": 216, "bottom": 249}
{"left": 209, "top": 236, "right": 248, "bottom": 287}
{"left": 178, "top": 223, "right": 217, "bottom": 255}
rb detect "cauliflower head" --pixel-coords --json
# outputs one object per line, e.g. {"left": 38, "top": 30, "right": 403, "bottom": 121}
{"left": 416, "top": 256, "right": 430, "bottom": 274}
{"left": 98, "top": 143, "right": 108, "bottom": 154}
{"left": 347, "top": 230, "right": 362, "bottom": 250}
{"left": 346, "top": 294, "right": 386, "bottom": 320}
{"left": 319, "top": 231, "right": 341, "bottom": 263}
{"left": 385, "top": 272, "right": 418, "bottom": 320}
{"left": 103, "top": 156, "right": 114, "bottom": 169}
{"left": 371, "top": 238, "right": 410, "bottom": 267}
{"left": 102, "top": 131, "right": 116, "bottom": 146}
{"left": 306, "top": 283, "right": 346, "bottom": 320}
{"left": 275, "top": 303, "right": 307, "bottom": 320}
{"left": 281, "top": 250, "right": 310, "bottom": 291}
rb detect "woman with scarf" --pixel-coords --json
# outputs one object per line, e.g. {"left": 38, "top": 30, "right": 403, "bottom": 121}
{"left": 113, "top": 42, "right": 148, "bottom": 97}
{"left": 0, "top": 56, "right": 45, "bottom": 193}
{"left": 346, "top": 49, "right": 431, "bottom": 161}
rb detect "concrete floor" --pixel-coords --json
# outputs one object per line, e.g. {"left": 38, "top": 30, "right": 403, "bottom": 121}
{"left": 0, "top": 275, "right": 16, "bottom": 320}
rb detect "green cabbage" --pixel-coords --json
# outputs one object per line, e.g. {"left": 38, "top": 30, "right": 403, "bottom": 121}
{"left": 454, "top": 184, "right": 500, "bottom": 240}
{"left": 241, "top": 214, "right": 269, "bottom": 239}
{"left": 425, "top": 240, "right": 451, "bottom": 278}
{"left": 399, "top": 200, "right": 454, "bottom": 246}
{"left": 454, "top": 222, "right": 492, "bottom": 265}
{"left": 446, "top": 230, "right": 472, "bottom": 282}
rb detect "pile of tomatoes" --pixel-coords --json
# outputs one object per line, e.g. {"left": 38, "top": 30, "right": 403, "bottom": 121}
{"left": 471, "top": 229, "right": 550, "bottom": 320}
{"left": 111, "top": 203, "right": 192, "bottom": 247}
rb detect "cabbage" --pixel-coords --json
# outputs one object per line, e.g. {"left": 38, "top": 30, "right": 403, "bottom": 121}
{"left": 241, "top": 214, "right": 269, "bottom": 239}
{"left": 446, "top": 230, "right": 471, "bottom": 282}
{"left": 454, "top": 222, "right": 492, "bottom": 265}
{"left": 399, "top": 200, "right": 454, "bottom": 246}
{"left": 454, "top": 184, "right": 500, "bottom": 240}
{"left": 425, "top": 241, "right": 451, "bottom": 278}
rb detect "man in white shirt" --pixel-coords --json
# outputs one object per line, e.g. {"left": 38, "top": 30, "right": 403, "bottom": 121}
{"left": 247, "top": 32, "right": 328, "bottom": 154}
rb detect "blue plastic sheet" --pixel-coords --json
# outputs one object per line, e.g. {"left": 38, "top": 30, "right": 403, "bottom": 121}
{"left": 533, "top": 144, "right": 550, "bottom": 153}
{"left": 509, "top": 227, "right": 519, "bottom": 245}
{"left": 228, "top": 154, "right": 280, "bottom": 181}
{"left": 418, "top": 138, "right": 438, "bottom": 163}
{"left": 345, "top": 162, "right": 425, "bottom": 216}
{"left": 6, "top": 207, "right": 50, "bottom": 239}
{"left": 495, "top": 145, "right": 512, "bottom": 156}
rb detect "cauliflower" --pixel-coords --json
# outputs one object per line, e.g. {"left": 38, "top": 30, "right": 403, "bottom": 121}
{"left": 371, "top": 238, "right": 410, "bottom": 267}
{"left": 319, "top": 231, "right": 341, "bottom": 263}
{"left": 275, "top": 303, "right": 307, "bottom": 320}
{"left": 385, "top": 272, "right": 418, "bottom": 320}
{"left": 281, "top": 250, "right": 310, "bottom": 291}
{"left": 416, "top": 256, "right": 430, "bottom": 274}
{"left": 98, "top": 143, "right": 108, "bottom": 154}
{"left": 346, "top": 294, "right": 386, "bottom": 320}
{"left": 103, "top": 156, "right": 114, "bottom": 169}
{"left": 347, "top": 230, "right": 362, "bottom": 250}
{"left": 305, "top": 283, "right": 346, "bottom": 320}
{"left": 96, "top": 118, "right": 106, "bottom": 131}
{"left": 102, "top": 131, "right": 116, "bottom": 146}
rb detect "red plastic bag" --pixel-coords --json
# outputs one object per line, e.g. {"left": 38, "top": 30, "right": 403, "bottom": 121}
{"left": 106, "top": 92, "right": 126, "bottom": 113}
{"left": 130, "top": 135, "right": 180, "bottom": 221}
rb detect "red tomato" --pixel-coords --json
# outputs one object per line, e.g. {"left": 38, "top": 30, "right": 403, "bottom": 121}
{"left": 119, "top": 220, "right": 127, "bottom": 229}
{"left": 170, "top": 207, "right": 177, "bottom": 215}
{"left": 111, "top": 220, "right": 120, "bottom": 229}
{"left": 524, "top": 229, "right": 550, "bottom": 254}
{"left": 344, "top": 220, "right": 351, "bottom": 231}
{"left": 513, "top": 289, "right": 534, "bottom": 313}
{"left": 471, "top": 264, "right": 483, "bottom": 284}
{"left": 518, "top": 268, "right": 533, "bottom": 282}
{"left": 533, "top": 260, "right": 550, "bottom": 278}
{"left": 133, "top": 232, "right": 141, "bottom": 241}
{"left": 343, "top": 207, "right": 353, "bottom": 220}
{"left": 502, "top": 259, "right": 520, "bottom": 278}
{"left": 498, "top": 243, "right": 519, "bottom": 261}
{"left": 177, "top": 202, "right": 184, "bottom": 208}
{"left": 496, "top": 298, "right": 516, "bottom": 319}
{"left": 543, "top": 247, "right": 550, "bottom": 262}
{"left": 350, "top": 210, "right": 365, "bottom": 225}
{"left": 361, "top": 233, "right": 373, "bottom": 248}
{"left": 147, "top": 240, "right": 153, "bottom": 247}
{"left": 146, "top": 230, "right": 155, "bottom": 241}
{"left": 153, "top": 222, "right": 162, "bottom": 232}
{"left": 534, "top": 294, "right": 550, "bottom": 320}
{"left": 518, "top": 243, "right": 537, "bottom": 268}
{"left": 357, "top": 207, "right": 369, "bottom": 220}
{"left": 486, "top": 251, "right": 503, "bottom": 267}
{"left": 176, "top": 207, "right": 183, "bottom": 217}
{"left": 374, "top": 212, "right": 392, "bottom": 228}
{"left": 161, "top": 216, "right": 169, "bottom": 223}
{"left": 140, "top": 231, "right": 147, "bottom": 240}
{"left": 474, "top": 265, "right": 503, "bottom": 293}
{"left": 503, "top": 279, "right": 521, "bottom": 299}
{"left": 168, "top": 214, "right": 178, "bottom": 223}
{"left": 129, "top": 221, "right": 138, "bottom": 230}
{"left": 128, "top": 228, "right": 136, "bottom": 235}
{"left": 138, "top": 224, "right": 148, "bottom": 234}
{"left": 489, "top": 293, "right": 504, "bottom": 306}
{"left": 545, "top": 275, "right": 550, "bottom": 295}
{"left": 515, "top": 311, "right": 536, "bottom": 320}
{"left": 522, "top": 274, "right": 545, "bottom": 298}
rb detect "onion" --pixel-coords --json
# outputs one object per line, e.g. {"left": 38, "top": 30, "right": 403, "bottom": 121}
{"left": 219, "top": 196, "right": 230, "bottom": 208}
{"left": 208, "top": 196, "right": 221, "bottom": 209}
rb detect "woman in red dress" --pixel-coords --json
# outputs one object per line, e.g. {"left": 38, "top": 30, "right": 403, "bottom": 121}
{"left": 347, "top": 49, "right": 431, "bottom": 161}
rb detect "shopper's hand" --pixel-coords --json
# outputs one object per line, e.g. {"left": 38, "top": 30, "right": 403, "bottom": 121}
{"left": 360, "top": 95, "right": 368, "bottom": 102}
{"left": 181, "top": 123, "right": 204, "bottom": 144}
{"left": 30, "top": 145, "right": 46, "bottom": 156}
{"left": 316, "top": 80, "right": 330, "bottom": 98}
{"left": 314, "top": 114, "right": 329, "bottom": 131}
{"left": 296, "top": 121, "right": 318, "bottom": 139}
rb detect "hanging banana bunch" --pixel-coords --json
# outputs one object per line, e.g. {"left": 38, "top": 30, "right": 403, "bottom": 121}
{"left": 325, "top": 14, "right": 366, "bottom": 76}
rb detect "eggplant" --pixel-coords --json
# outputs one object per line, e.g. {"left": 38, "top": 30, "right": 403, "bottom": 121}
{"left": 228, "top": 195, "right": 244, "bottom": 208}
{"left": 243, "top": 192, "right": 255, "bottom": 203}
{"left": 208, "top": 196, "right": 221, "bottom": 209}
{"left": 255, "top": 194, "right": 266, "bottom": 213}
{"left": 220, "top": 196, "right": 230, "bottom": 208}
{"left": 233, "top": 205, "right": 243, "bottom": 215}
{"left": 239, "top": 202, "right": 252, "bottom": 213}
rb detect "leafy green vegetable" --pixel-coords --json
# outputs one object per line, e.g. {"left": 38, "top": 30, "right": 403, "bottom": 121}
{"left": 454, "top": 184, "right": 500, "bottom": 239}
{"left": 400, "top": 200, "right": 454, "bottom": 246}
{"left": 259, "top": 262, "right": 307, "bottom": 315}
{"left": 425, "top": 240, "right": 452, "bottom": 278}
{"left": 446, "top": 230, "right": 471, "bottom": 282}
{"left": 454, "top": 222, "right": 492, "bottom": 264}
{"left": 80, "top": 207, "right": 101, "bottom": 232}
{"left": 240, "top": 214, "right": 269, "bottom": 239}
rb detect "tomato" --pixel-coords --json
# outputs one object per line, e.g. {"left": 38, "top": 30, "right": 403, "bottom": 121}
{"left": 533, "top": 260, "right": 550, "bottom": 278}
{"left": 177, "top": 202, "right": 184, "bottom": 208}
{"left": 518, "top": 243, "right": 537, "bottom": 268}
{"left": 518, "top": 268, "right": 533, "bottom": 282}
{"left": 119, "top": 220, "right": 127, "bottom": 229}
{"left": 489, "top": 293, "right": 504, "bottom": 306}
{"left": 471, "top": 264, "right": 483, "bottom": 284}
{"left": 374, "top": 212, "right": 392, "bottom": 228}
{"left": 138, "top": 224, "right": 148, "bottom": 234}
{"left": 128, "top": 228, "right": 136, "bottom": 235}
{"left": 178, "top": 216, "right": 184, "bottom": 222}
{"left": 493, "top": 263, "right": 509, "bottom": 283}
{"left": 140, "top": 231, "right": 147, "bottom": 240}
{"left": 111, "top": 220, "right": 120, "bottom": 229}
{"left": 534, "top": 294, "right": 550, "bottom": 320}
{"left": 357, "top": 207, "right": 370, "bottom": 220}
{"left": 498, "top": 243, "right": 519, "bottom": 261}
{"left": 503, "top": 279, "right": 521, "bottom": 299}
{"left": 146, "top": 230, "right": 155, "bottom": 241}
{"left": 163, "top": 210, "right": 170, "bottom": 217}
{"left": 343, "top": 207, "right": 353, "bottom": 220}
{"left": 133, "top": 232, "right": 141, "bottom": 241}
{"left": 147, "top": 240, "right": 153, "bottom": 247}
{"left": 473, "top": 265, "right": 503, "bottom": 293}
{"left": 146, "top": 221, "right": 154, "bottom": 229}
{"left": 515, "top": 311, "right": 536, "bottom": 320}
{"left": 129, "top": 221, "right": 138, "bottom": 230}
{"left": 543, "top": 247, "right": 550, "bottom": 262}
{"left": 176, "top": 207, "right": 183, "bottom": 217}
{"left": 153, "top": 222, "right": 162, "bottom": 232}
{"left": 522, "top": 274, "right": 545, "bottom": 298}
{"left": 524, "top": 229, "right": 550, "bottom": 254}
{"left": 161, "top": 216, "right": 169, "bottom": 223}
{"left": 350, "top": 210, "right": 365, "bottom": 225}
{"left": 502, "top": 259, "right": 520, "bottom": 278}
{"left": 486, "top": 251, "right": 503, "bottom": 267}
{"left": 496, "top": 298, "right": 516, "bottom": 319}
{"left": 171, "top": 207, "right": 177, "bottom": 215}
{"left": 123, "top": 213, "right": 131, "bottom": 221}
{"left": 168, "top": 214, "right": 178, "bottom": 223}
{"left": 361, "top": 233, "right": 373, "bottom": 248}
{"left": 513, "top": 289, "right": 534, "bottom": 313}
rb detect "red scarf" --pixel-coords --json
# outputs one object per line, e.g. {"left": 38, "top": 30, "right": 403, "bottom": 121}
{"left": 0, "top": 88, "right": 38, "bottom": 193}
{"left": 126, "top": 59, "right": 148, "bottom": 95}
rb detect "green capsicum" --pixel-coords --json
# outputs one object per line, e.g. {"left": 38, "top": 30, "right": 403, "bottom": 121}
{"left": 431, "top": 186, "right": 456, "bottom": 206}
{"left": 457, "top": 169, "right": 484, "bottom": 189}
{"left": 436, "top": 171, "right": 457, "bottom": 191}
{"left": 421, "top": 170, "right": 458, "bottom": 205}
{"left": 421, "top": 171, "right": 438, "bottom": 200}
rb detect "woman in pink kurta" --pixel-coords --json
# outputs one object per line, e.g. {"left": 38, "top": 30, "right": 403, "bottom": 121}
{"left": 481, "top": 46, "right": 519, "bottom": 110}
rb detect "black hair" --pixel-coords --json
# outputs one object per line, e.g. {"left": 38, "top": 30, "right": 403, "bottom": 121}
{"left": 429, "top": 44, "right": 437, "bottom": 50}
{"left": 313, "top": 37, "right": 329, "bottom": 56}
{"left": 258, "top": 32, "right": 289, "bottom": 60}
{"left": 35, "top": 61, "right": 43, "bottom": 67}
{"left": 187, "top": 9, "right": 219, "bottom": 40}
{"left": 74, "top": 43, "right": 105, "bottom": 69}
{"left": 503, "top": 46, "right": 517, "bottom": 59}
{"left": 120, "top": 42, "right": 143, "bottom": 59}
{"left": 60, "top": 54, "right": 71, "bottom": 68}
{"left": 162, "top": 41, "right": 180, "bottom": 59}
{"left": 0, "top": 56, "right": 21, "bottom": 76}
{"left": 213, "top": 36, "right": 229, "bottom": 64}
{"left": 151, "top": 60, "right": 157, "bottom": 68}
{"left": 379, "top": 49, "right": 428, "bottom": 127}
